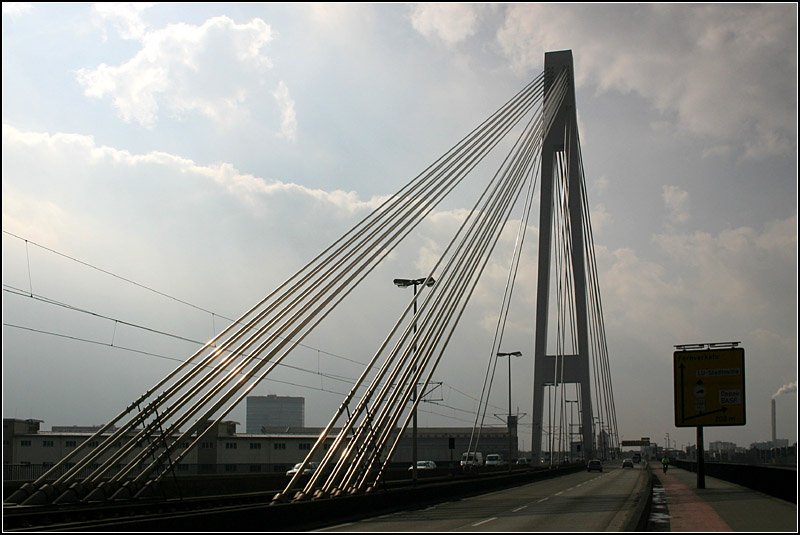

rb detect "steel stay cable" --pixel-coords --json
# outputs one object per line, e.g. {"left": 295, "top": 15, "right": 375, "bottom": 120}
{"left": 368, "top": 125, "right": 536, "bottom": 486}
{"left": 9, "top": 75, "right": 547, "bottom": 502}
{"left": 362, "top": 103, "right": 544, "bottom": 478}
{"left": 558, "top": 131, "right": 580, "bottom": 459}
{"left": 159, "top": 73, "right": 548, "bottom": 496}
{"left": 69, "top": 71, "right": 548, "bottom": 490}
{"left": 275, "top": 85, "right": 547, "bottom": 498}
{"left": 318, "top": 110, "right": 542, "bottom": 494}
{"left": 330, "top": 102, "right": 546, "bottom": 490}
{"left": 467, "top": 69, "right": 568, "bottom": 459}
{"left": 142, "top": 82, "right": 552, "bottom": 494}
{"left": 287, "top": 80, "right": 548, "bottom": 498}
{"left": 314, "top": 137, "right": 531, "bottom": 493}
{"left": 575, "top": 124, "right": 618, "bottom": 450}
{"left": 351, "top": 159, "right": 531, "bottom": 491}
{"left": 85, "top": 79, "right": 548, "bottom": 491}
{"left": 466, "top": 113, "right": 544, "bottom": 459}
{"left": 367, "top": 144, "right": 538, "bottom": 490}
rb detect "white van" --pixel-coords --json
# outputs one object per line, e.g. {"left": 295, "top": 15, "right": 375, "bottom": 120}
{"left": 460, "top": 451, "right": 484, "bottom": 466}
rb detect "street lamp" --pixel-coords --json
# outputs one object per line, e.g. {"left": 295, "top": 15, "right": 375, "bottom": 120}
{"left": 394, "top": 276, "right": 435, "bottom": 486}
{"left": 496, "top": 350, "right": 522, "bottom": 469}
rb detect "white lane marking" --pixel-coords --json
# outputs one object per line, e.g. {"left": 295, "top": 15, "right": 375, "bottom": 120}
{"left": 537, "top": 497, "right": 549, "bottom": 503}
{"left": 472, "top": 517, "right": 497, "bottom": 527}
{"left": 315, "top": 522, "right": 353, "bottom": 531}
{"left": 512, "top": 505, "right": 528, "bottom": 512}
{"left": 554, "top": 491, "right": 563, "bottom": 495}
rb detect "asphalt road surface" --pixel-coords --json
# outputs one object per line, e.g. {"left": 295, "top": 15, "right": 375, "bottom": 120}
{"left": 318, "top": 462, "right": 644, "bottom": 532}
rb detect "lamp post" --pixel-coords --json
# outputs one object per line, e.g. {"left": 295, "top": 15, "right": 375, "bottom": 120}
{"left": 496, "top": 351, "right": 522, "bottom": 469}
{"left": 394, "top": 276, "right": 435, "bottom": 486}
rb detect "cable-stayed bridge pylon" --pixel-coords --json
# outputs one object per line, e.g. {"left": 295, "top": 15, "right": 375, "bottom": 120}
{"left": 7, "top": 50, "right": 617, "bottom": 507}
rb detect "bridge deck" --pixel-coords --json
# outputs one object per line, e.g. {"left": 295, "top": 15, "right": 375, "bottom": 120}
{"left": 652, "top": 465, "right": 796, "bottom": 532}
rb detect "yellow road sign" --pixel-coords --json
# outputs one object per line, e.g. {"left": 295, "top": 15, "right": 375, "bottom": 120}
{"left": 673, "top": 347, "right": 745, "bottom": 427}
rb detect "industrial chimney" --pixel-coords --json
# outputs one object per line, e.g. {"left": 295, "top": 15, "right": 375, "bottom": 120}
{"left": 771, "top": 398, "right": 777, "bottom": 445}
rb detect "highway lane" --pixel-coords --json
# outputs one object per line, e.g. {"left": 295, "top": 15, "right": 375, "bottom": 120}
{"left": 318, "top": 462, "right": 645, "bottom": 532}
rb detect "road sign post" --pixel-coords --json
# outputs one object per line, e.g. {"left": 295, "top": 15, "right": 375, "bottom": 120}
{"left": 673, "top": 344, "right": 745, "bottom": 489}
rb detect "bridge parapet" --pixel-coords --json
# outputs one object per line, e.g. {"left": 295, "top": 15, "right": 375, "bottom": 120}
{"left": 672, "top": 459, "right": 796, "bottom": 503}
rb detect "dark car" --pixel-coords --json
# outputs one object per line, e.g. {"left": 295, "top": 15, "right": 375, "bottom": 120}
{"left": 622, "top": 458, "right": 634, "bottom": 468}
{"left": 587, "top": 459, "right": 603, "bottom": 472}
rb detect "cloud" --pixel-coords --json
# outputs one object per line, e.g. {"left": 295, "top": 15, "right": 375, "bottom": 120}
{"left": 496, "top": 4, "right": 797, "bottom": 159}
{"left": 662, "top": 185, "right": 690, "bottom": 227}
{"left": 2, "top": 2, "right": 33, "bottom": 17}
{"left": 409, "top": 3, "right": 479, "bottom": 46}
{"left": 2, "top": 124, "right": 378, "bottom": 225}
{"left": 273, "top": 81, "right": 297, "bottom": 142}
{"left": 91, "top": 2, "right": 155, "bottom": 40}
{"left": 76, "top": 16, "right": 275, "bottom": 128}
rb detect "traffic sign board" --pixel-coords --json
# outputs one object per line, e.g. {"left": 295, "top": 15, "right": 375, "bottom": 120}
{"left": 673, "top": 347, "right": 745, "bottom": 427}
{"left": 621, "top": 440, "right": 648, "bottom": 446}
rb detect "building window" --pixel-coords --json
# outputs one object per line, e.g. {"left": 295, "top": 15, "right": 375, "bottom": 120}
{"left": 88, "top": 441, "right": 99, "bottom": 448}
{"left": 177, "top": 464, "right": 189, "bottom": 472}
{"left": 42, "top": 440, "right": 54, "bottom": 447}
{"left": 225, "top": 464, "right": 237, "bottom": 472}
{"left": 299, "top": 443, "right": 311, "bottom": 451}
{"left": 249, "top": 442, "right": 262, "bottom": 450}
{"left": 20, "top": 440, "right": 31, "bottom": 447}
{"left": 42, "top": 462, "right": 54, "bottom": 469}
{"left": 274, "top": 443, "right": 286, "bottom": 450}
{"left": 65, "top": 440, "right": 77, "bottom": 448}
{"left": 249, "top": 464, "right": 262, "bottom": 473}
{"left": 200, "top": 441, "right": 214, "bottom": 449}
{"left": 225, "top": 442, "right": 237, "bottom": 450}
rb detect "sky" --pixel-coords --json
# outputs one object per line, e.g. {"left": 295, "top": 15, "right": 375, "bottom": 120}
{"left": 2, "top": 3, "right": 797, "bottom": 453}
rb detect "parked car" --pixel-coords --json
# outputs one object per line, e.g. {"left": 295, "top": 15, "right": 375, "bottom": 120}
{"left": 409, "top": 460, "right": 437, "bottom": 470}
{"left": 622, "top": 458, "right": 634, "bottom": 468}
{"left": 485, "top": 453, "right": 505, "bottom": 466}
{"left": 586, "top": 459, "right": 603, "bottom": 472}
{"left": 516, "top": 458, "right": 530, "bottom": 466}
{"left": 286, "top": 461, "right": 319, "bottom": 476}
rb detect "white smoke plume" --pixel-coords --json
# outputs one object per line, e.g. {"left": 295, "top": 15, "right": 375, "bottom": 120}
{"left": 773, "top": 381, "right": 797, "bottom": 398}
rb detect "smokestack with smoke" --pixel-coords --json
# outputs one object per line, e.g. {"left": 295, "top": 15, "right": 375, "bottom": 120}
{"left": 771, "top": 398, "right": 776, "bottom": 444}
{"left": 773, "top": 381, "right": 797, "bottom": 398}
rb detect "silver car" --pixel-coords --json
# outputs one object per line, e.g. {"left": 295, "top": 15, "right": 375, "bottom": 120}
{"left": 286, "top": 461, "right": 319, "bottom": 476}
{"left": 408, "top": 460, "right": 437, "bottom": 470}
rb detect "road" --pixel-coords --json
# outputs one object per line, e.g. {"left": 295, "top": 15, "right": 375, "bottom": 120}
{"left": 319, "top": 462, "right": 645, "bottom": 532}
